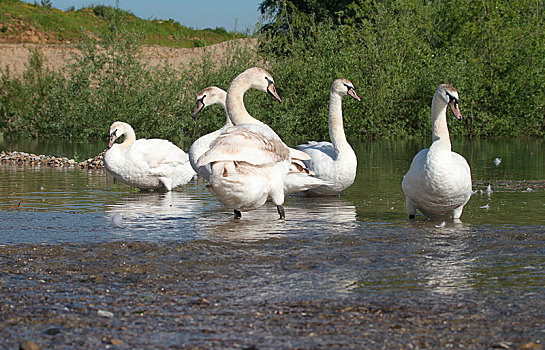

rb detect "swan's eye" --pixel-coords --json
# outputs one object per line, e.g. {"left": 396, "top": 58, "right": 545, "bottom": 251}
{"left": 446, "top": 92, "right": 458, "bottom": 105}
{"left": 111, "top": 129, "right": 117, "bottom": 137}
{"left": 265, "top": 76, "right": 274, "bottom": 86}
{"left": 343, "top": 83, "right": 353, "bottom": 92}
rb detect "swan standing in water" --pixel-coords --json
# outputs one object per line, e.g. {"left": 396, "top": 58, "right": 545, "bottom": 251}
{"left": 190, "top": 84, "right": 326, "bottom": 194}
{"left": 104, "top": 121, "right": 195, "bottom": 191}
{"left": 197, "top": 67, "right": 292, "bottom": 219}
{"left": 188, "top": 86, "right": 232, "bottom": 180}
{"left": 402, "top": 84, "right": 472, "bottom": 220}
{"left": 297, "top": 79, "right": 361, "bottom": 196}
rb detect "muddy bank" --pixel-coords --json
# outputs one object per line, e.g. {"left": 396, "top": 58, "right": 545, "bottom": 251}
{"left": 0, "top": 39, "right": 257, "bottom": 76}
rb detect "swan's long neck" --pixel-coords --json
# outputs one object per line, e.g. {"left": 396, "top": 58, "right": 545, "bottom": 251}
{"left": 329, "top": 92, "right": 349, "bottom": 151}
{"left": 226, "top": 75, "right": 261, "bottom": 126}
{"left": 220, "top": 100, "right": 233, "bottom": 127}
{"left": 119, "top": 126, "right": 136, "bottom": 151}
{"left": 431, "top": 92, "right": 451, "bottom": 149}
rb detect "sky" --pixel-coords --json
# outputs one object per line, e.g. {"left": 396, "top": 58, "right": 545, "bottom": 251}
{"left": 26, "top": 0, "right": 263, "bottom": 32}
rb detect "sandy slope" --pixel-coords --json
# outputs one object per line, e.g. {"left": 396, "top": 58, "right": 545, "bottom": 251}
{"left": 0, "top": 38, "right": 257, "bottom": 75}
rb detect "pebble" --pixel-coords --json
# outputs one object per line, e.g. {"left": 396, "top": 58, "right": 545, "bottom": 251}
{"left": 519, "top": 342, "right": 543, "bottom": 350}
{"left": 97, "top": 309, "right": 114, "bottom": 318}
{"left": 0, "top": 151, "right": 104, "bottom": 169}
{"left": 110, "top": 338, "right": 123, "bottom": 346}
{"left": 19, "top": 340, "right": 41, "bottom": 350}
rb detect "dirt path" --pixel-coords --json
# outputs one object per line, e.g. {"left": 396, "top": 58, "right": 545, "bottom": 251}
{"left": 0, "top": 38, "right": 257, "bottom": 75}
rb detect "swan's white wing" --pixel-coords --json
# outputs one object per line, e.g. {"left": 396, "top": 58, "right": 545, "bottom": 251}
{"left": 402, "top": 148, "right": 428, "bottom": 192}
{"left": 297, "top": 141, "right": 337, "bottom": 161}
{"left": 197, "top": 124, "right": 289, "bottom": 167}
{"left": 297, "top": 141, "right": 337, "bottom": 172}
{"left": 130, "top": 139, "right": 189, "bottom": 169}
{"left": 452, "top": 152, "right": 472, "bottom": 189}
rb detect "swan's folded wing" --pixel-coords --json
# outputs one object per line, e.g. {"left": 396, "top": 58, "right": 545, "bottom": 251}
{"left": 131, "top": 139, "right": 189, "bottom": 169}
{"left": 288, "top": 147, "right": 311, "bottom": 161}
{"left": 298, "top": 141, "right": 337, "bottom": 164}
{"left": 197, "top": 126, "right": 289, "bottom": 167}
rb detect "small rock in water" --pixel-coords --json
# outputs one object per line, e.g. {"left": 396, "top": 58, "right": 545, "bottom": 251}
{"left": 110, "top": 338, "right": 124, "bottom": 346}
{"left": 19, "top": 340, "right": 41, "bottom": 350}
{"left": 493, "top": 157, "right": 501, "bottom": 166}
{"left": 111, "top": 213, "right": 123, "bottom": 228}
{"left": 518, "top": 342, "right": 543, "bottom": 350}
{"left": 525, "top": 187, "right": 533, "bottom": 192}
{"left": 97, "top": 309, "right": 114, "bottom": 318}
{"left": 435, "top": 221, "right": 446, "bottom": 228}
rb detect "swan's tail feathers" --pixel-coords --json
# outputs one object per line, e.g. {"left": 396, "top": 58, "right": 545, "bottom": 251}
{"left": 211, "top": 161, "right": 237, "bottom": 178}
{"left": 284, "top": 173, "right": 330, "bottom": 195}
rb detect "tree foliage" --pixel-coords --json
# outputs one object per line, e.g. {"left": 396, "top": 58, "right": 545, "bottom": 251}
{"left": 256, "top": 0, "right": 545, "bottom": 138}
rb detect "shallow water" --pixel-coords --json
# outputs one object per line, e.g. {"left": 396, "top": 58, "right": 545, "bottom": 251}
{"left": 0, "top": 138, "right": 544, "bottom": 348}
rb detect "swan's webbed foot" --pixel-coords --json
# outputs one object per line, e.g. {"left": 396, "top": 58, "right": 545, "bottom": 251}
{"left": 234, "top": 209, "right": 242, "bottom": 219}
{"left": 277, "top": 205, "right": 285, "bottom": 220}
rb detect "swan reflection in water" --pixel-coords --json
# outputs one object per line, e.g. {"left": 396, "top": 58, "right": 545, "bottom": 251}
{"left": 202, "top": 195, "right": 358, "bottom": 241}
{"left": 104, "top": 184, "right": 358, "bottom": 243}
{"left": 104, "top": 186, "right": 216, "bottom": 239}
{"left": 410, "top": 221, "right": 476, "bottom": 295}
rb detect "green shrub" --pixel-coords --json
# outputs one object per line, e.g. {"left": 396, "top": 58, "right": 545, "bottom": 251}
{"left": 256, "top": 0, "right": 545, "bottom": 139}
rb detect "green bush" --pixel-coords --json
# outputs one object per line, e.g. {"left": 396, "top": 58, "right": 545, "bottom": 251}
{"left": 255, "top": 0, "right": 545, "bottom": 139}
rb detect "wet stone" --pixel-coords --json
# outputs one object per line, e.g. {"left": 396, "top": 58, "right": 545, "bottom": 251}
{"left": 0, "top": 150, "right": 104, "bottom": 169}
{"left": 19, "top": 340, "right": 41, "bottom": 350}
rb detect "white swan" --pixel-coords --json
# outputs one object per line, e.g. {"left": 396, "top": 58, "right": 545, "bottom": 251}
{"left": 188, "top": 86, "right": 232, "bottom": 180}
{"left": 401, "top": 84, "right": 472, "bottom": 220}
{"left": 296, "top": 79, "right": 361, "bottom": 196}
{"left": 189, "top": 84, "right": 326, "bottom": 194}
{"left": 103, "top": 121, "right": 195, "bottom": 191}
{"left": 197, "top": 67, "right": 291, "bottom": 219}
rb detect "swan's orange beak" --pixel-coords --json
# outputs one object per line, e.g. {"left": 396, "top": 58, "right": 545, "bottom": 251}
{"left": 267, "top": 82, "right": 282, "bottom": 103}
{"left": 348, "top": 87, "right": 361, "bottom": 102}
{"left": 449, "top": 101, "right": 462, "bottom": 120}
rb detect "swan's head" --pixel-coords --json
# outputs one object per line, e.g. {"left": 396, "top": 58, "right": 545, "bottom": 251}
{"left": 239, "top": 67, "right": 282, "bottom": 103}
{"left": 437, "top": 84, "right": 462, "bottom": 120}
{"left": 332, "top": 79, "right": 361, "bottom": 101}
{"left": 191, "top": 86, "right": 227, "bottom": 118}
{"left": 107, "top": 121, "right": 129, "bottom": 149}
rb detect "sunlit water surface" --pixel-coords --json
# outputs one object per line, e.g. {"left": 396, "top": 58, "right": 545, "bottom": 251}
{"left": 0, "top": 138, "right": 544, "bottom": 347}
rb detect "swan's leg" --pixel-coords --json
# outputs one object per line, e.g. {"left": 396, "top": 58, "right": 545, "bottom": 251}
{"left": 234, "top": 209, "right": 242, "bottom": 219}
{"left": 277, "top": 205, "right": 285, "bottom": 220}
{"left": 452, "top": 205, "right": 464, "bottom": 219}
{"left": 406, "top": 197, "right": 416, "bottom": 220}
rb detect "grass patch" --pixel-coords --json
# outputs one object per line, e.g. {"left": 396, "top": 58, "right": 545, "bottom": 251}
{"left": 0, "top": 0, "right": 247, "bottom": 47}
